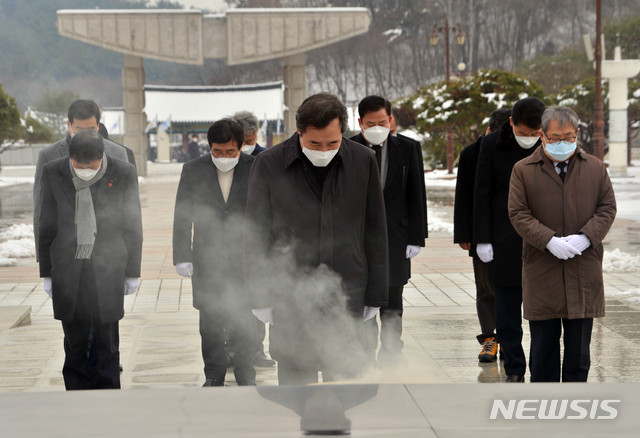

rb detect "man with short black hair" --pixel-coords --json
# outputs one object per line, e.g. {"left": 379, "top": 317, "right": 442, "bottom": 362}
{"left": 350, "top": 95, "right": 426, "bottom": 363}
{"left": 245, "top": 92, "right": 388, "bottom": 385}
{"left": 38, "top": 130, "right": 142, "bottom": 390}
{"left": 473, "top": 97, "right": 545, "bottom": 382}
{"left": 454, "top": 108, "right": 511, "bottom": 363}
{"left": 509, "top": 106, "right": 616, "bottom": 382}
{"left": 173, "top": 118, "right": 257, "bottom": 387}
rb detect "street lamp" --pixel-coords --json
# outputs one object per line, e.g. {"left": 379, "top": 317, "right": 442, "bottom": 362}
{"left": 430, "top": 19, "right": 465, "bottom": 174}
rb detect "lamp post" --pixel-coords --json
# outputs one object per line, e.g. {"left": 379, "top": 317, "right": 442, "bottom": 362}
{"left": 430, "top": 19, "right": 465, "bottom": 174}
{"left": 593, "top": 0, "right": 605, "bottom": 161}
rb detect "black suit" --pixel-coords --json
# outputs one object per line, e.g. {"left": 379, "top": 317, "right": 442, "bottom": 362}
{"left": 251, "top": 144, "right": 267, "bottom": 156}
{"left": 351, "top": 133, "right": 425, "bottom": 358}
{"left": 453, "top": 136, "right": 495, "bottom": 343}
{"left": 38, "top": 156, "right": 142, "bottom": 389}
{"left": 473, "top": 124, "right": 540, "bottom": 376}
{"left": 173, "top": 153, "right": 256, "bottom": 385}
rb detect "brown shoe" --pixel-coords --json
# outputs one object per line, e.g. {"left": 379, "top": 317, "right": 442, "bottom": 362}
{"left": 478, "top": 337, "right": 498, "bottom": 362}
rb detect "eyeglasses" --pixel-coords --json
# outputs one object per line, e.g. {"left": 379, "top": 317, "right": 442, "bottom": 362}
{"left": 544, "top": 133, "right": 577, "bottom": 143}
{"left": 211, "top": 149, "right": 239, "bottom": 158}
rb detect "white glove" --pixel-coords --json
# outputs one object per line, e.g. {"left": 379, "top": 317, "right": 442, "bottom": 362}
{"left": 563, "top": 234, "right": 591, "bottom": 253}
{"left": 252, "top": 307, "right": 273, "bottom": 324}
{"left": 124, "top": 277, "right": 140, "bottom": 295}
{"left": 43, "top": 277, "right": 52, "bottom": 298}
{"left": 546, "top": 236, "right": 582, "bottom": 260}
{"left": 176, "top": 262, "right": 193, "bottom": 278}
{"left": 476, "top": 243, "right": 494, "bottom": 263}
{"left": 363, "top": 306, "right": 380, "bottom": 321}
{"left": 406, "top": 245, "right": 421, "bottom": 259}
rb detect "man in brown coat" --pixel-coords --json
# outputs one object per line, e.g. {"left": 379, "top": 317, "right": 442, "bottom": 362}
{"left": 508, "top": 106, "right": 616, "bottom": 382}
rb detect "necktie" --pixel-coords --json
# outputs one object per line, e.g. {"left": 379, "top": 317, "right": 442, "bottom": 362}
{"left": 557, "top": 162, "right": 567, "bottom": 181}
{"left": 372, "top": 145, "right": 382, "bottom": 172}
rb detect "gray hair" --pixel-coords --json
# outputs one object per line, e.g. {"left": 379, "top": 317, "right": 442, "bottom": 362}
{"left": 232, "top": 111, "right": 260, "bottom": 136}
{"left": 541, "top": 106, "right": 580, "bottom": 133}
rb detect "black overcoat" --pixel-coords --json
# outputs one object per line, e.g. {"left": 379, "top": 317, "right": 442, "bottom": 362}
{"left": 38, "top": 156, "right": 142, "bottom": 323}
{"left": 350, "top": 133, "right": 425, "bottom": 287}
{"left": 453, "top": 136, "right": 483, "bottom": 255}
{"left": 245, "top": 133, "right": 389, "bottom": 367}
{"left": 397, "top": 133, "right": 428, "bottom": 239}
{"left": 173, "top": 153, "right": 255, "bottom": 311}
{"left": 472, "top": 125, "right": 540, "bottom": 287}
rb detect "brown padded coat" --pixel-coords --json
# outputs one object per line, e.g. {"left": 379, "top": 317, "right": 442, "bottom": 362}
{"left": 508, "top": 147, "right": 616, "bottom": 321}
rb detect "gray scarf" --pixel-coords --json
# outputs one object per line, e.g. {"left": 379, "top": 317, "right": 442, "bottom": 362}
{"left": 69, "top": 154, "right": 108, "bottom": 259}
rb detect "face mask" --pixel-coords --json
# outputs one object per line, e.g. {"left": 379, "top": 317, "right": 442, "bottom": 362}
{"left": 362, "top": 125, "right": 390, "bottom": 145}
{"left": 73, "top": 167, "right": 99, "bottom": 181}
{"left": 241, "top": 144, "right": 256, "bottom": 155}
{"left": 301, "top": 139, "right": 339, "bottom": 167}
{"left": 514, "top": 134, "right": 539, "bottom": 149}
{"left": 545, "top": 140, "right": 577, "bottom": 162}
{"left": 211, "top": 155, "right": 239, "bottom": 172}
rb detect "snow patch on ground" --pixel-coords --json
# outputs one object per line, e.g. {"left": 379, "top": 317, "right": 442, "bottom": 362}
{"left": 0, "top": 224, "right": 35, "bottom": 266}
{"left": 603, "top": 248, "right": 640, "bottom": 273}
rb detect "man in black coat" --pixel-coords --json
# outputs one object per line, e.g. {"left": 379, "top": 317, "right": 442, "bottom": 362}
{"left": 245, "top": 93, "right": 389, "bottom": 385}
{"left": 173, "top": 119, "right": 257, "bottom": 387}
{"left": 38, "top": 131, "right": 142, "bottom": 390}
{"left": 473, "top": 97, "right": 545, "bottom": 382}
{"left": 34, "top": 100, "right": 133, "bottom": 260}
{"left": 187, "top": 134, "right": 202, "bottom": 161}
{"left": 351, "top": 96, "right": 426, "bottom": 363}
{"left": 453, "top": 108, "right": 511, "bottom": 363}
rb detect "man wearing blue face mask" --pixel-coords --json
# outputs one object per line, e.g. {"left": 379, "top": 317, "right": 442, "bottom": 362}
{"left": 473, "top": 97, "right": 545, "bottom": 382}
{"left": 508, "top": 106, "right": 616, "bottom": 382}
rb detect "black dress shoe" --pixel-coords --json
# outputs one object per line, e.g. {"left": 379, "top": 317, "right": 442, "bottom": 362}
{"left": 505, "top": 374, "right": 525, "bottom": 382}
{"left": 203, "top": 379, "right": 224, "bottom": 387}
{"left": 254, "top": 352, "right": 276, "bottom": 367}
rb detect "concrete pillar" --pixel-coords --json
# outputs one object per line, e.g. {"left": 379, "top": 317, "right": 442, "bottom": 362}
{"left": 602, "top": 47, "right": 640, "bottom": 176}
{"left": 283, "top": 54, "right": 307, "bottom": 137}
{"left": 122, "top": 54, "right": 148, "bottom": 176}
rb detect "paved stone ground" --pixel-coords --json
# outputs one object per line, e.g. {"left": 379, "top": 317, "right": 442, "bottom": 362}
{"left": 1, "top": 163, "right": 640, "bottom": 392}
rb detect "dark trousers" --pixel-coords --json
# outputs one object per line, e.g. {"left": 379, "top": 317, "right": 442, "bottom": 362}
{"left": 494, "top": 285, "right": 526, "bottom": 376}
{"left": 60, "top": 264, "right": 120, "bottom": 390}
{"left": 379, "top": 285, "right": 405, "bottom": 356}
{"left": 529, "top": 318, "right": 593, "bottom": 382}
{"left": 61, "top": 319, "right": 120, "bottom": 390}
{"left": 472, "top": 255, "right": 495, "bottom": 343}
{"left": 199, "top": 307, "right": 256, "bottom": 385}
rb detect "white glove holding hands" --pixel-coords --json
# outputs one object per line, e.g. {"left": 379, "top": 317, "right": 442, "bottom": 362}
{"left": 124, "top": 277, "right": 140, "bottom": 295}
{"left": 363, "top": 306, "right": 380, "bottom": 321}
{"left": 43, "top": 277, "right": 52, "bottom": 298}
{"left": 176, "top": 262, "right": 194, "bottom": 278}
{"left": 546, "top": 236, "right": 582, "bottom": 260}
{"left": 476, "top": 243, "right": 494, "bottom": 263}
{"left": 563, "top": 234, "right": 591, "bottom": 253}
{"left": 406, "top": 245, "right": 421, "bottom": 259}
{"left": 252, "top": 307, "right": 273, "bottom": 324}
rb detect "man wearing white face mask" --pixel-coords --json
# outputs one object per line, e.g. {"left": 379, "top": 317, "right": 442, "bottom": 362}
{"left": 173, "top": 118, "right": 257, "bottom": 387}
{"left": 34, "top": 100, "right": 131, "bottom": 261}
{"left": 350, "top": 95, "right": 426, "bottom": 364}
{"left": 233, "top": 111, "right": 267, "bottom": 157}
{"left": 509, "top": 106, "right": 616, "bottom": 382}
{"left": 38, "top": 131, "right": 142, "bottom": 390}
{"left": 473, "top": 96, "right": 545, "bottom": 383}
{"left": 245, "top": 92, "right": 389, "bottom": 385}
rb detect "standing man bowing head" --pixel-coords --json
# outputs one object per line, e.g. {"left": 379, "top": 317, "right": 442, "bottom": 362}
{"left": 38, "top": 131, "right": 142, "bottom": 390}
{"left": 350, "top": 95, "right": 425, "bottom": 363}
{"left": 473, "top": 97, "right": 545, "bottom": 382}
{"left": 509, "top": 107, "right": 616, "bottom": 382}
{"left": 173, "top": 118, "right": 257, "bottom": 387}
{"left": 245, "top": 93, "right": 389, "bottom": 385}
